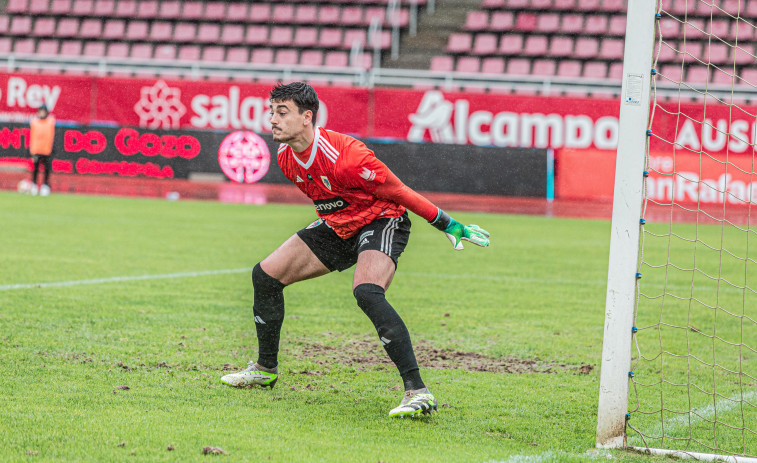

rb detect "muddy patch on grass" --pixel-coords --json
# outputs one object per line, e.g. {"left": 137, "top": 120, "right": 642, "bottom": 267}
{"left": 286, "top": 337, "right": 593, "bottom": 375}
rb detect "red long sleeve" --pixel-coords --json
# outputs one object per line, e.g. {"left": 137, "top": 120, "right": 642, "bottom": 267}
{"left": 373, "top": 170, "right": 439, "bottom": 222}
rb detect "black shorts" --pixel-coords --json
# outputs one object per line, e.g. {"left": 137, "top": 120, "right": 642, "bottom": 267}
{"left": 296, "top": 212, "right": 411, "bottom": 272}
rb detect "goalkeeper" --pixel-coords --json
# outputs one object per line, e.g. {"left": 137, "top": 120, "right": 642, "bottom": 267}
{"left": 221, "top": 82, "right": 490, "bottom": 418}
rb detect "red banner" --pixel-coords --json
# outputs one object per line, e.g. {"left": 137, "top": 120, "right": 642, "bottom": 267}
{"left": 0, "top": 74, "right": 93, "bottom": 122}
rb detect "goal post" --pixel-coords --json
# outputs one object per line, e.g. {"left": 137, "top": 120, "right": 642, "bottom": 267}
{"left": 596, "top": 0, "right": 658, "bottom": 450}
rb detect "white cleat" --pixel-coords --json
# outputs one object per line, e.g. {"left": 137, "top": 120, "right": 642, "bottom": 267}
{"left": 39, "top": 184, "right": 51, "bottom": 196}
{"left": 221, "top": 362, "right": 278, "bottom": 388}
{"left": 388, "top": 389, "right": 438, "bottom": 418}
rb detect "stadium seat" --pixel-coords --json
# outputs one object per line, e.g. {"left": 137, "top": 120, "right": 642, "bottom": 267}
{"left": 598, "top": 39, "right": 624, "bottom": 59}
{"left": 32, "top": 17, "right": 56, "bottom": 36}
{"left": 553, "top": 0, "right": 576, "bottom": 10}
{"left": 709, "top": 19, "right": 730, "bottom": 40}
{"left": 557, "top": 60, "right": 582, "bottom": 77}
{"left": 608, "top": 62, "right": 623, "bottom": 80}
{"left": 682, "top": 41, "right": 704, "bottom": 62}
{"left": 683, "top": 19, "right": 706, "bottom": 40}
{"left": 183, "top": 2, "right": 204, "bottom": 20}
{"left": 585, "top": 15, "right": 608, "bottom": 35}
{"left": 324, "top": 51, "right": 349, "bottom": 67}
{"left": 344, "top": 29, "right": 367, "bottom": 48}
{"left": 114, "top": 0, "right": 136, "bottom": 17}
{"left": 220, "top": 24, "right": 244, "bottom": 45}
{"left": 251, "top": 48, "right": 274, "bottom": 64}
{"left": 531, "top": 0, "right": 552, "bottom": 10}
{"left": 574, "top": 37, "right": 599, "bottom": 58}
{"left": 226, "top": 3, "right": 248, "bottom": 21}
{"left": 300, "top": 49, "right": 324, "bottom": 66}
{"left": 154, "top": 44, "right": 176, "bottom": 60}
{"left": 93, "top": 0, "right": 115, "bottom": 17}
{"left": 656, "top": 40, "right": 679, "bottom": 63}
{"left": 499, "top": 34, "right": 524, "bottom": 55}
{"left": 0, "top": 16, "right": 9, "bottom": 34}
{"left": 276, "top": 49, "right": 299, "bottom": 66}
{"left": 733, "top": 44, "right": 754, "bottom": 65}
{"left": 660, "top": 64, "right": 683, "bottom": 82}
{"left": 687, "top": 66, "right": 710, "bottom": 84}
{"left": 575, "top": 0, "right": 600, "bottom": 11}
{"left": 149, "top": 22, "right": 172, "bottom": 42}
{"left": 733, "top": 20, "right": 755, "bottom": 42}
{"left": 608, "top": 15, "right": 627, "bottom": 36}
{"left": 205, "top": 2, "right": 226, "bottom": 21}
{"left": 708, "top": 42, "right": 730, "bottom": 65}
{"left": 269, "top": 26, "right": 294, "bottom": 47}
{"left": 473, "top": 34, "right": 498, "bottom": 55}
{"left": 446, "top": 33, "right": 472, "bottom": 54}
{"left": 481, "top": 0, "right": 505, "bottom": 8}
{"left": 318, "top": 6, "right": 341, "bottom": 24}
{"left": 430, "top": 55, "right": 453, "bottom": 72}
{"left": 711, "top": 68, "right": 734, "bottom": 86}
{"left": 173, "top": 23, "right": 197, "bottom": 43}
{"left": 10, "top": 16, "right": 32, "bottom": 36}
{"left": 136, "top": 1, "right": 158, "bottom": 19}
{"left": 463, "top": 10, "right": 489, "bottom": 31}
{"left": 294, "top": 5, "right": 318, "bottom": 24}
{"left": 507, "top": 0, "right": 529, "bottom": 9}
{"left": 531, "top": 59, "right": 556, "bottom": 76}
{"left": 583, "top": 61, "right": 608, "bottom": 78}
{"left": 341, "top": 7, "right": 364, "bottom": 26}
{"left": 57, "top": 18, "right": 79, "bottom": 38}
{"left": 13, "top": 38, "right": 35, "bottom": 54}
{"left": 178, "top": 45, "right": 201, "bottom": 61}
{"left": 319, "top": 28, "right": 343, "bottom": 48}
{"left": 294, "top": 27, "right": 318, "bottom": 47}
{"left": 7, "top": 0, "right": 29, "bottom": 14}
{"left": 102, "top": 19, "right": 125, "bottom": 40}
{"left": 51, "top": 0, "right": 71, "bottom": 15}
{"left": 29, "top": 0, "right": 49, "bottom": 14}
{"left": 130, "top": 43, "right": 153, "bottom": 60}
{"left": 536, "top": 13, "right": 560, "bottom": 34}
{"left": 202, "top": 46, "right": 225, "bottom": 62}
{"left": 561, "top": 14, "right": 583, "bottom": 34}
{"left": 197, "top": 23, "right": 221, "bottom": 44}
{"left": 60, "top": 40, "right": 82, "bottom": 56}
{"left": 125, "top": 21, "right": 148, "bottom": 41}
{"left": 515, "top": 12, "right": 538, "bottom": 32}
{"left": 550, "top": 36, "right": 573, "bottom": 57}
{"left": 600, "top": 0, "right": 625, "bottom": 12}
{"left": 157, "top": 1, "right": 180, "bottom": 19}
{"left": 0, "top": 38, "right": 11, "bottom": 53}
{"left": 489, "top": 11, "right": 514, "bottom": 32}
{"left": 246, "top": 25, "right": 269, "bottom": 45}
{"left": 249, "top": 4, "right": 271, "bottom": 23}
{"left": 82, "top": 41, "right": 105, "bottom": 57}
{"left": 364, "top": 7, "right": 386, "bottom": 27}
{"left": 226, "top": 47, "right": 248, "bottom": 63}
{"left": 456, "top": 56, "right": 480, "bottom": 73}
{"left": 481, "top": 57, "right": 505, "bottom": 74}
{"left": 107, "top": 42, "right": 129, "bottom": 58}
{"left": 740, "top": 68, "right": 757, "bottom": 86}
{"left": 506, "top": 58, "right": 531, "bottom": 75}
{"left": 272, "top": 4, "right": 295, "bottom": 23}
{"left": 37, "top": 39, "right": 59, "bottom": 55}
{"left": 80, "top": 18, "right": 102, "bottom": 38}
{"left": 523, "top": 35, "right": 548, "bottom": 56}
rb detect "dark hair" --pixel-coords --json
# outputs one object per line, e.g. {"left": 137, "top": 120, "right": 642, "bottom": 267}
{"left": 269, "top": 82, "right": 319, "bottom": 126}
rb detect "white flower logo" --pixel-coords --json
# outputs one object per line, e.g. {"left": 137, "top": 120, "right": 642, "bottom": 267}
{"left": 133, "top": 80, "right": 186, "bottom": 129}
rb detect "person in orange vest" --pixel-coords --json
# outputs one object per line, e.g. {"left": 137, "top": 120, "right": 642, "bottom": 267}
{"left": 29, "top": 105, "right": 56, "bottom": 196}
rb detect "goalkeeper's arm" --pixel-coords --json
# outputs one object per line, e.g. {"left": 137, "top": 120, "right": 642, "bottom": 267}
{"left": 372, "top": 171, "right": 490, "bottom": 250}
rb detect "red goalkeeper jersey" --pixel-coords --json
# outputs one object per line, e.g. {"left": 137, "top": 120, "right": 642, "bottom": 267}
{"left": 277, "top": 127, "right": 406, "bottom": 239}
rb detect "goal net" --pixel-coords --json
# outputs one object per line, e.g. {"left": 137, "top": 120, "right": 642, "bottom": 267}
{"left": 625, "top": 0, "right": 757, "bottom": 459}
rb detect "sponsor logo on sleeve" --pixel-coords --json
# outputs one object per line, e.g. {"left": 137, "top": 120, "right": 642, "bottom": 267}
{"left": 359, "top": 167, "right": 376, "bottom": 181}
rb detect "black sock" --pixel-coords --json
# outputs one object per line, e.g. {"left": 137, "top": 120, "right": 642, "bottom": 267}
{"left": 252, "top": 263, "right": 285, "bottom": 370}
{"left": 353, "top": 283, "right": 426, "bottom": 391}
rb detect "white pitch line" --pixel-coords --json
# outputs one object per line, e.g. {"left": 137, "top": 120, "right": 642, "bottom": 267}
{"left": 0, "top": 267, "right": 254, "bottom": 291}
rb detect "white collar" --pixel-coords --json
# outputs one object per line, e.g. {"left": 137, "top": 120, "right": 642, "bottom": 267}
{"left": 291, "top": 126, "right": 320, "bottom": 170}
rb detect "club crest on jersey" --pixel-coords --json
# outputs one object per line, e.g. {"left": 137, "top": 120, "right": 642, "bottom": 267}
{"left": 320, "top": 176, "right": 332, "bottom": 191}
{"left": 306, "top": 218, "right": 323, "bottom": 229}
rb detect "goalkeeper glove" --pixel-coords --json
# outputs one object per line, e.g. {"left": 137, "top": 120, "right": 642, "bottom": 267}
{"left": 429, "top": 209, "right": 490, "bottom": 251}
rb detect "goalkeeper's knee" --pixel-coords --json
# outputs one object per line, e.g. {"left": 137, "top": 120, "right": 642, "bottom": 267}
{"left": 252, "top": 263, "right": 285, "bottom": 323}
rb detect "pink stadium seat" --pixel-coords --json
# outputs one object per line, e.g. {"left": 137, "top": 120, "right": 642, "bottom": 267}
{"left": 557, "top": 60, "right": 582, "bottom": 77}
{"left": 463, "top": 11, "right": 489, "bottom": 31}
{"left": 531, "top": 0, "right": 552, "bottom": 10}
{"left": 80, "top": 18, "right": 102, "bottom": 38}
{"left": 107, "top": 42, "right": 128, "bottom": 58}
{"left": 269, "top": 26, "right": 294, "bottom": 46}
{"left": 130, "top": 43, "right": 152, "bottom": 59}
{"left": 294, "top": 27, "right": 318, "bottom": 47}
{"left": 687, "top": 66, "right": 710, "bottom": 84}
{"left": 550, "top": 36, "right": 573, "bottom": 57}
{"left": 585, "top": 15, "right": 608, "bottom": 35}
{"left": 319, "top": 28, "right": 343, "bottom": 48}
{"left": 709, "top": 19, "right": 730, "bottom": 39}
{"left": 57, "top": 18, "right": 79, "bottom": 37}
{"left": 158, "top": 1, "right": 180, "bottom": 19}
{"left": 658, "top": 16, "right": 679, "bottom": 38}
{"left": 60, "top": 40, "right": 81, "bottom": 56}
{"left": 608, "top": 15, "right": 626, "bottom": 36}
{"left": 515, "top": 13, "right": 538, "bottom": 32}
{"left": 537, "top": 13, "right": 560, "bottom": 33}
{"left": 154, "top": 44, "right": 176, "bottom": 60}
{"left": 125, "top": 21, "right": 148, "bottom": 41}
{"left": 344, "top": 29, "right": 367, "bottom": 48}
{"left": 364, "top": 7, "right": 386, "bottom": 27}
{"left": 351, "top": 52, "right": 373, "bottom": 70}
{"left": 575, "top": 0, "right": 600, "bottom": 10}
{"left": 507, "top": 0, "right": 528, "bottom": 8}
{"left": 32, "top": 17, "right": 55, "bottom": 36}
{"left": 656, "top": 41, "right": 679, "bottom": 63}
{"left": 202, "top": 46, "right": 225, "bottom": 62}
{"left": 574, "top": 37, "right": 599, "bottom": 58}
{"left": 561, "top": 14, "right": 583, "bottom": 34}
{"left": 0, "top": 17, "right": 9, "bottom": 34}
{"left": 531, "top": 59, "right": 556, "bottom": 76}
{"left": 740, "top": 68, "right": 757, "bottom": 85}
{"left": 249, "top": 4, "right": 271, "bottom": 23}
{"left": 294, "top": 5, "right": 317, "bottom": 24}
{"left": 220, "top": 24, "right": 244, "bottom": 44}
{"left": 149, "top": 22, "right": 172, "bottom": 41}
{"left": 51, "top": 0, "right": 71, "bottom": 14}
{"left": 341, "top": 7, "right": 363, "bottom": 26}
{"left": 482, "top": 0, "right": 505, "bottom": 7}
{"left": 683, "top": 41, "right": 705, "bottom": 65}
{"left": 246, "top": 25, "right": 269, "bottom": 45}
{"left": 114, "top": 0, "right": 136, "bottom": 17}
{"left": 7, "top": 0, "right": 29, "bottom": 14}
{"left": 489, "top": 11, "right": 514, "bottom": 31}
{"left": 430, "top": 55, "right": 453, "bottom": 72}
{"left": 13, "top": 38, "right": 35, "bottom": 54}
{"left": 29, "top": 0, "right": 49, "bottom": 13}
{"left": 197, "top": 23, "right": 221, "bottom": 43}
{"left": 506, "top": 58, "right": 531, "bottom": 75}
{"left": 446, "top": 33, "right": 472, "bottom": 53}
{"left": 10, "top": 16, "right": 32, "bottom": 35}
{"left": 178, "top": 45, "right": 201, "bottom": 61}
{"left": 205, "top": 2, "right": 226, "bottom": 20}
{"left": 599, "top": 39, "right": 624, "bottom": 59}
{"left": 722, "top": 0, "right": 742, "bottom": 16}
{"left": 102, "top": 19, "right": 125, "bottom": 40}
{"left": 251, "top": 48, "right": 274, "bottom": 64}
{"left": 473, "top": 34, "right": 498, "bottom": 55}
{"left": 0, "top": 38, "right": 11, "bottom": 53}
{"left": 523, "top": 35, "right": 548, "bottom": 56}
{"left": 37, "top": 39, "right": 59, "bottom": 55}
{"left": 182, "top": 2, "right": 204, "bottom": 20}
{"left": 94, "top": 0, "right": 115, "bottom": 16}
{"left": 695, "top": 0, "right": 717, "bottom": 16}
{"left": 746, "top": 1, "right": 757, "bottom": 17}
{"left": 708, "top": 42, "right": 729, "bottom": 64}
{"left": 660, "top": 64, "right": 683, "bottom": 82}
{"left": 226, "top": 3, "right": 248, "bottom": 20}
{"left": 553, "top": 0, "right": 576, "bottom": 10}
{"left": 173, "top": 23, "right": 197, "bottom": 42}
{"left": 733, "top": 20, "right": 754, "bottom": 42}
{"left": 684, "top": 19, "right": 706, "bottom": 40}
{"left": 272, "top": 4, "right": 295, "bottom": 23}
{"left": 583, "top": 61, "right": 608, "bottom": 78}
{"left": 136, "top": 1, "right": 158, "bottom": 19}
{"left": 601, "top": 0, "right": 624, "bottom": 12}
{"left": 300, "top": 49, "right": 324, "bottom": 66}
{"left": 712, "top": 68, "right": 734, "bottom": 86}
{"left": 276, "top": 49, "right": 299, "bottom": 66}
{"left": 456, "top": 56, "right": 480, "bottom": 73}
{"left": 226, "top": 47, "right": 248, "bottom": 63}
{"left": 732, "top": 44, "right": 754, "bottom": 65}
{"left": 608, "top": 62, "right": 623, "bottom": 80}
{"left": 318, "top": 5, "right": 340, "bottom": 24}
{"left": 324, "top": 51, "right": 348, "bottom": 68}
{"left": 481, "top": 57, "right": 505, "bottom": 74}
{"left": 82, "top": 41, "right": 105, "bottom": 57}
{"left": 499, "top": 34, "right": 524, "bottom": 55}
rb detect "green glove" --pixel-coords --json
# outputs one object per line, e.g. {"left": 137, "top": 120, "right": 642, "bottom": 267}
{"left": 430, "top": 209, "right": 490, "bottom": 251}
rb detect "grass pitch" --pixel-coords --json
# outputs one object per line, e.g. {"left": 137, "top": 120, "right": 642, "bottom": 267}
{"left": 0, "top": 191, "right": 684, "bottom": 462}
